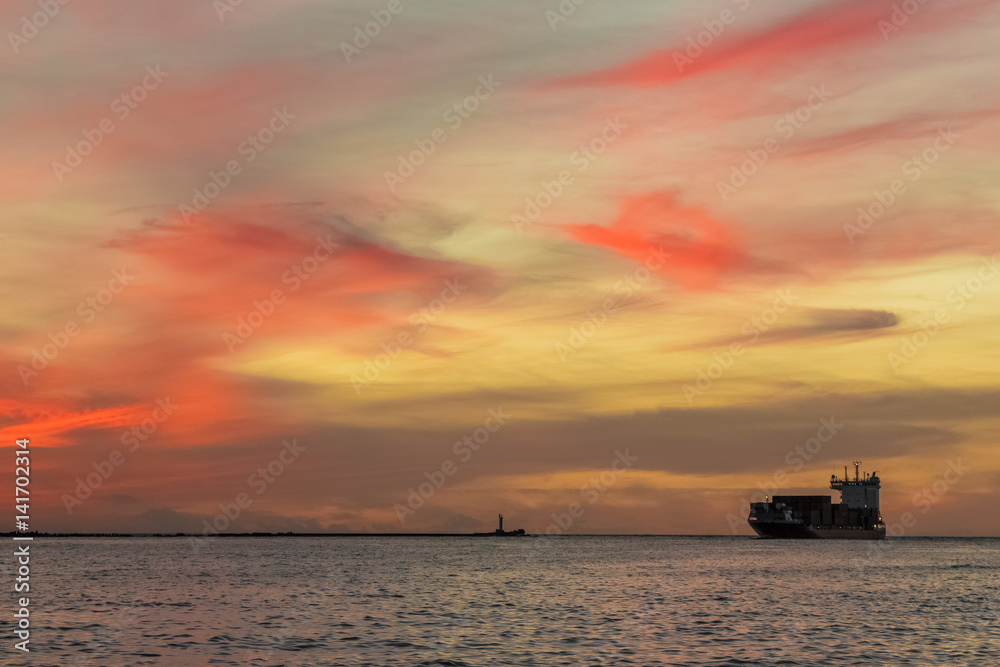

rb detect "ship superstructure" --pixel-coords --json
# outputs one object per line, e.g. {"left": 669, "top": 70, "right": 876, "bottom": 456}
{"left": 748, "top": 461, "right": 886, "bottom": 539}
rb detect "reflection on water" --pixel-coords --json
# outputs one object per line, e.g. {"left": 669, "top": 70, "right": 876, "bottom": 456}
{"left": 1, "top": 536, "right": 997, "bottom": 666}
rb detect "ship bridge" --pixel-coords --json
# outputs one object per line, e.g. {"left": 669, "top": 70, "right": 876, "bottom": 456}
{"left": 830, "top": 460, "right": 880, "bottom": 510}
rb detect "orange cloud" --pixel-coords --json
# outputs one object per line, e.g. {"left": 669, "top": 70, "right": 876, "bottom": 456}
{"left": 567, "top": 191, "right": 747, "bottom": 291}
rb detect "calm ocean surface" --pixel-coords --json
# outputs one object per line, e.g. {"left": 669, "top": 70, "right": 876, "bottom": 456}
{"left": 3, "top": 536, "right": 997, "bottom": 666}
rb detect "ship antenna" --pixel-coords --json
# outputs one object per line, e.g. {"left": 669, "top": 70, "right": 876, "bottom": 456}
{"left": 853, "top": 460, "right": 861, "bottom": 482}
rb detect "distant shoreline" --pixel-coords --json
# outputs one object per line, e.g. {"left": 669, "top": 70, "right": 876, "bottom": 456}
{"left": 1, "top": 532, "right": 671, "bottom": 538}
{"left": 2, "top": 532, "right": 994, "bottom": 538}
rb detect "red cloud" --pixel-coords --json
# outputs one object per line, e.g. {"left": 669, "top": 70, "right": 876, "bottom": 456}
{"left": 567, "top": 192, "right": 747, "bottom": 291}
{"left": 109, "top": 209, "right": 491, "bottom": 336}
{"left": 547, "top": 0, "right": 991, "bottom": 89}
{"left": 0, "top": 398, "right": 145, "bottom": 449}
{"left": 2, "top": 205, "right": 497, "bottom": 450}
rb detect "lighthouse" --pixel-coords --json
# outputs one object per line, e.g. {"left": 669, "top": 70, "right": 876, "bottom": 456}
{"left": 472, "top": 513, "right": 527, "bottom": 536}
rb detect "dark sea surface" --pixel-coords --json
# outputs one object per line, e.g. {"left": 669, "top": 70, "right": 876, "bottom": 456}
{"left": 3, "top": 536, "right": 998, "bottom": 666}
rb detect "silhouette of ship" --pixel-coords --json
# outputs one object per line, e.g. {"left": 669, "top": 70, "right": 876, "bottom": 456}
{"left": 472, "top": 513, "right": 526, "bottom": 536}
{"left": 748, "top": 461, "right": 886, "bottom": 539}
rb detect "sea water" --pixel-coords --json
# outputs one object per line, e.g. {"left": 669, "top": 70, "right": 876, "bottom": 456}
{"left": 2, "top": 536, "right": 997, "bottom": 666}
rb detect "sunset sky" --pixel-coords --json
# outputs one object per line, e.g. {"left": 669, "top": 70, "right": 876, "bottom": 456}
{"left": 4, "top": 0, "right": 999, "bottom": 536}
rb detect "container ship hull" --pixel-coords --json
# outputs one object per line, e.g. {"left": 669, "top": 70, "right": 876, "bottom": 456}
{"left": 748, "top": 462, "right": 886, "bottom": 540}
{"left": 749, "top": 521, "right": 886, "bottom": 540}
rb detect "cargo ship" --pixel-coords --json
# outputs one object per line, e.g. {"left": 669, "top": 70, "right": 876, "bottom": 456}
{"left": 472, "top": 514, "right": 526, "bottom": 536}
{"left": 748, "top": 461, "right": 886, "bottom": 539}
